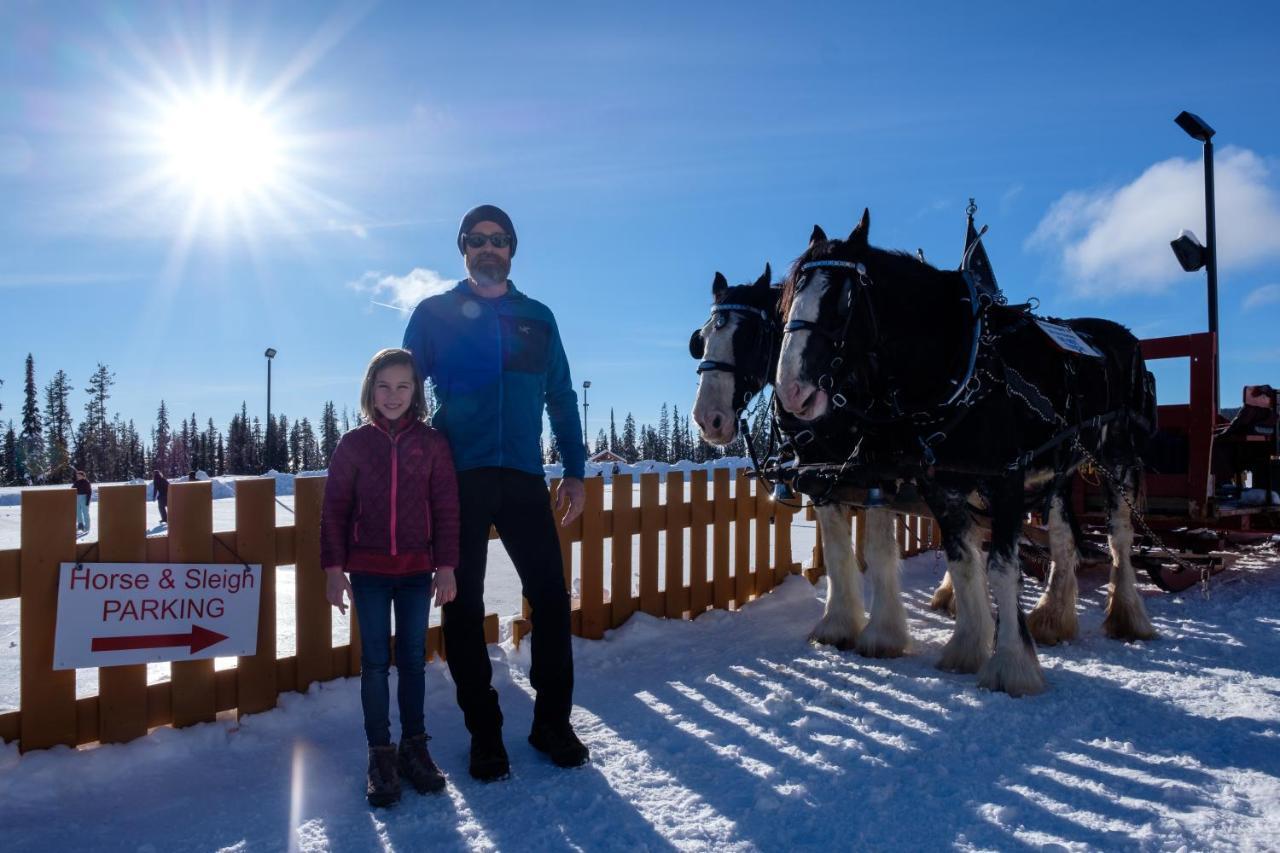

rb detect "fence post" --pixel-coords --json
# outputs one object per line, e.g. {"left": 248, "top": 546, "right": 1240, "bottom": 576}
{"left": 579, "top": 477, "right": 605, "bottom": 639}
{"left": 610, "top": 474, "right": 635, "bottom": 627}
{"left": 688, "top": 470, "right": 710, "bottom": 617}
{"left": 638, "top": 473, "right": 661, "bottom": 616}
{"left": 235, "top": 478, "right": 278, "bottom": 716}
{"left": 294, "top": 476, "right": 332, "bottom": 692}
{"left": 754, "top": 477, "right": 773, "bottom": 596}
{"left": 712, "top": 468, "right": 732, "bottom": 609}
{"left": 97, "top": 484, "right": 148, "bottom": 745}
{"left": 19, "top": 489, "right": 78, "bottom": 752}
{"left": 665, "top": 471, "right": 687, "bottom": 618}
{"left": 169, "top": 481, "right": 216, "bottom": 728}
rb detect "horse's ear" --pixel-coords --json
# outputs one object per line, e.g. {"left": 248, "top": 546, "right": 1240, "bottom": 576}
{"left": 847, "top": 208, "right": 870, "bottom": 248}
{"left": 712, "top": 271, "right": 729, "bottom": 297}
{"left": 809, "top": 225, "right": 827, "bottom": 247}
{"left": 753, "top": 263, "right": 771, "bottom": 289}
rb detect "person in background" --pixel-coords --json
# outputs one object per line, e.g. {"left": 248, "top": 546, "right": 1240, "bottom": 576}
{"left": 402, "top": 203, "right": 589, "bottom": 781}
{"left": 73, "top": 470, "right": 92, "bottom": 533}
{"left": 187, "top": 470, "right": 197, "bottom": 482}
{"left": 153, "top": 470, "right": 169, "bottom": 524}
{"left": 322, "top": 348, "right": 460, "bottom": 808}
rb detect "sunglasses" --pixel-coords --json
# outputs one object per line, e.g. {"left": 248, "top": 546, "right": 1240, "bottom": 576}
{"left": 463, "top": 232, "right": 513, "bottom": 249}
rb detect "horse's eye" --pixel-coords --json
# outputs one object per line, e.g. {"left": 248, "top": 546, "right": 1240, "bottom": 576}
{"left": 715, "top": 314, "right": 728, "bottom": 329}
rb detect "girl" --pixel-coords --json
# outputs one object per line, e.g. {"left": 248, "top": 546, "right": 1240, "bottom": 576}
{"left": 322, "top": 348, "right": 460, "bottom": 807}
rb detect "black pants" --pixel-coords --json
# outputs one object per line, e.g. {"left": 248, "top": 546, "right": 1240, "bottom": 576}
{"left": 444, "top": 467, "right": 574, "bottom": 736}
{"left": 157, "top": 494, "right": 168, "bottom": 523}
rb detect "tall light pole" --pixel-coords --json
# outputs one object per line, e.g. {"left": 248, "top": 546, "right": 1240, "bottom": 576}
{"left": 264, "top": 348, "right": 277, "bottom": 472}
{"left": 1170, "top": 109, "right": 1219, "bottom": 411}
{"left": 582, "top": 380, "right": 591, "bottom": 456}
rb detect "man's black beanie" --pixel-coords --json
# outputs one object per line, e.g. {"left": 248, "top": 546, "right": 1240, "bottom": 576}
{"left": 457, "top": 204, "right": 517, "bottom": 256}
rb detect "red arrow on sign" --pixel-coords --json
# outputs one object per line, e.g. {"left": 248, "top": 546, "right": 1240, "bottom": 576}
{"left": 91, "top": 625, "right": 229, "bottom": 655}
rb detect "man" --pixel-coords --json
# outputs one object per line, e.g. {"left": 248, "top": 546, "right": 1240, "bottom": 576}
{"left": 403, "top": 204, "right": 588, "bottom": 781}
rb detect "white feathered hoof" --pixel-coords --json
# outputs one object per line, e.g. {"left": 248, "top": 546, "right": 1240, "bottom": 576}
{"left": 977, "top": 645, "right": 1046, "bottom": 697}
{"left": 1103, "top": 594, "right": 1157, "bottom": 642}
{"left": 809, "top": 612, "right": 866, "bottom": 651}
{"left": 929, "top": 578, "right": 956, "bottom": 617}
{"left": 855, "top": 619, "right": 910, "bottom": 659}
{"left": 1026, "top": 597, "right": 1079, "bottom": 646}
{"left": 936, "top": 625, "right": 992, "bottom": 674}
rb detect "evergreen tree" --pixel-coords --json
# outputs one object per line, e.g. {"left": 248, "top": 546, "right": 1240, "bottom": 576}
{"left": 82, "top": 363, "right": 115, "bottom": 478}
{"left": 250, "top": 417, "right": 264, "bottom": 473}
{"left": 274, "top": 414, "right": 290, "bottom": 472}
{"left": 216, "top": 434, "right": 225, "bottom": 476}
{"left": 19, "top": 354, "right": 46, "bottom": 481}
{"left": 2, "top": 422, "right": 19, "bottom": 485}
{"left": 320, "top": 401, "right": 340, "bottom": 466}
{"left": 152, "top": 401, "right": 171, "bottom": 474}
{"left": 299, "top": 417, "right": 320, "bottom": 471}
{"left": 341, "top": 406, "right": 352, "bottom": 434}
{"left": 288, "top": 419, "right": 302, "bottom": 473}
{"left": 546, "top": 433, "right": 560, "bottom": 464}
{"left": 670, "top": 404, "right": 686, "bottom": 462}
{"left": 657, "top": 404, "right": 671, "bottom": 464}
{"left": 42, "top": 370, "right": 73, "bottom": 482}
{"left": 594, "top": 428, "right": 608, "bottom": 454}
{"left": 621, "top": 412, "right": 638, "bottom": 462}
{"left": 609, "top": 408, "right": 618, "bottom": 453}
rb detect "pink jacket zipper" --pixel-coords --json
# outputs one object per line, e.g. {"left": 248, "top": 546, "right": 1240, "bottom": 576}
{"left": 376, "top": 420, "right": 405, "bottom": 557}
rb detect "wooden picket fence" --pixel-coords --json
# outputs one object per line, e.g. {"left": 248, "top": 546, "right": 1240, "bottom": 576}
{"left": 0, "top": 469, "right": 935, "bottom": 753}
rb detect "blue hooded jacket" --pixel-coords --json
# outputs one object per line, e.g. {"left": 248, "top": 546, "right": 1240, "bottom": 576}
{"left": 403, "top": 280, "right": 585, "bottom": 479}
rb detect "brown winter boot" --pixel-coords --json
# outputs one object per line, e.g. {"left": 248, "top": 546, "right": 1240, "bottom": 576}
{"left": 367, "top": 744, "right": 401, "bottom": 807}
{"left": 398, "top": 734, "right": 446, "bottom": 794}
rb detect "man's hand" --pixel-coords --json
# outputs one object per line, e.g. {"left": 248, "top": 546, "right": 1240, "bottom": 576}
{"left": 555, "top": 476, "right": 586, "bottom": 526}
{"left": 434, "top": 567, "right": 457, "bottom": 606}
{"left": 324, "top": 566, "right": 353, "bottom": 614}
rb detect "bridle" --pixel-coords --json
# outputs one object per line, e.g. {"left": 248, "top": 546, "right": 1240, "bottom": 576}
{"left": 783, "top": 259, "right": 882, "bottom": 415}
{"left": 690, "top": 298, "right": 781, "bottom": 416}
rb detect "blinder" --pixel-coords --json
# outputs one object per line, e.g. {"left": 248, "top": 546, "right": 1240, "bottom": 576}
{"left": 689, "top": 328, "right": 705, "bottom": 360}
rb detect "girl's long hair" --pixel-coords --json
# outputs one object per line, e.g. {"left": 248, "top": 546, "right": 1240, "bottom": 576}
{"left": 359, "top": 348, "right": 428, "bottom": 424}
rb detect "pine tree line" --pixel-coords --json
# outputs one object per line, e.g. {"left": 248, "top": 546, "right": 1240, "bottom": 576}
{"left": 554, "top": 400, "right": 763, "bottom": 467}
{"left": 0, "top": 354, "right": 356, "bottom": 486}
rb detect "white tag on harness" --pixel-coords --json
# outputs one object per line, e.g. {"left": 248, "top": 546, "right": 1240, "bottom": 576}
{"left": 1034, "top": 319, "right": 1104, "bottom": 358}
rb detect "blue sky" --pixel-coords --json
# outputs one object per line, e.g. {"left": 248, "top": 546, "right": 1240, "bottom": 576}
{"left": 2, "top": 1, "right": 1278, "bottom": 440}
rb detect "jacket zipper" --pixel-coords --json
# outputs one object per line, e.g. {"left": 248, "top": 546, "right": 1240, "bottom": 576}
{"left": 389, "top": 429, "right": 402, "bottom": 556}
{"left": 495, "top": 299, "right": 504, "bottom": 467}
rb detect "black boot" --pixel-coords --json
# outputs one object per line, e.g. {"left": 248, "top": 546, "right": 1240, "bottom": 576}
{"left": 398, "top": 734, "right": 446, "bottom": 794}
{"left": 469, "top": 730, "right": 510, "bottom": 781}
{"left": 528, "top": 721, "right": 589, "bottom": 768}
{"left": 367, "top": 745, "right": 401, "bottom": 807}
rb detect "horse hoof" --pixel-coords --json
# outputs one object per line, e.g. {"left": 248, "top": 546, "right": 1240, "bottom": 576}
{"left": 1103, "top": 598, "right": 1157, "bottom": 642}
{"left": 1026, "top": 605, "right": 1078, "bottom": 647}
{"left": 977, "top": 647, "right": 1046, "bottom": 697}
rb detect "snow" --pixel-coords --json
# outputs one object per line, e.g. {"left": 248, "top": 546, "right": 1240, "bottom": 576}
{"left": 2, "top": 473, "right": 1279, "bottom": 850}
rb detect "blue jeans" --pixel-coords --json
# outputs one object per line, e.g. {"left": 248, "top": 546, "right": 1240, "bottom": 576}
{"left": 349, "top": 572, "right": 432, "bottom": 747}
{"left": 76, "top": 495, "right": 90, "bottom": 531}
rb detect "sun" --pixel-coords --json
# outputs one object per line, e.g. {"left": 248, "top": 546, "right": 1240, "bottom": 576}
{"left": 158, "top": 92, "right": 283, "bottom": 202}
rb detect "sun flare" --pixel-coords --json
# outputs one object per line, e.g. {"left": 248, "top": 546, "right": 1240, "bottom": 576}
{"left": 158, "top": 92, "right": 282, "bottom": 201}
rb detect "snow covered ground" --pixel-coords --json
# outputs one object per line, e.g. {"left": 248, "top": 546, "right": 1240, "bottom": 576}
{"left": 2, "top": 541, "right": 1278, "bottom": 851}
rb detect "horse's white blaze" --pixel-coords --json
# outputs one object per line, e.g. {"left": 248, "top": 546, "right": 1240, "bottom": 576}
{"left": 937, "top": 523, "right": 993, "bottom": 674}
{"left": 691, "top": 313, "right": 742, "bottom": 446}
{"left": 1027, "top": 495, "right": 1080, "bottom": 645}
{"left": 808, "top": 504, "right": 866, "bottom": 648}
{"left": 978, "top": 547, "right": 1045, "bottom": 697}
{"left": 856, "top": 508, "right": 910, "bottom": 658}
{"left": 1103, "top": 486, "right": 1157, "bottom": 640}
{"left": 776, "top": 269, "right": 829, "bottom": 419}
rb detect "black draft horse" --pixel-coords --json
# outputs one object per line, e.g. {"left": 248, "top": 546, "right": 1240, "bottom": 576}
{"left": 775, "top": 210, "right": 1158, "bottom": 696}
{"left": 689, "top": 268, "right": 913, "bottom": 658}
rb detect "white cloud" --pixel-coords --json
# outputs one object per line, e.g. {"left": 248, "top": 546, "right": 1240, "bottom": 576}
{"left": 349, "top": 267, "right": 455, "bottom": 313}
{"left": 1243, "top": 283, "right": 1280, "bottom": 310}
{"left": 1027, "top": 148, "right": 1280, "bottom": 297}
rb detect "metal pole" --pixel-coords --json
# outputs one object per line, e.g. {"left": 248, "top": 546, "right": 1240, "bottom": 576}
{"left": 582, "top": 382, "right": 590, "bottom": 455}
{"left": 266, "top": 358, "right": 272, "bottom": 473}
{"left": 1202, "top": 137, "right": 1220, "bottom": 413}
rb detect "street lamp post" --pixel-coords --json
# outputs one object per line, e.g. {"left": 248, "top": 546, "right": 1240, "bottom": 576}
{"left": 582, "top": 380, "right": 591, "bottom": 456}
{"left": 1171, "top": 110, "right": 1220, "bottom": 411}
{"left": 264, "top": 348, "right": 277, "bottom": 472}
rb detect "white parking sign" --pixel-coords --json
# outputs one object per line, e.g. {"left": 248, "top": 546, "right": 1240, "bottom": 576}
{"left": 53, "top": 562, "right": 262, "bottom": 670}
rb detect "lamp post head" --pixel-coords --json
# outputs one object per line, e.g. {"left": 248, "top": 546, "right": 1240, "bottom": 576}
{"left": 1175, "top": 111, "right": 1215, "bottom": 143}
{"left": 583, "top": 380, "right": 591, "bottom": 389}
{"left": 264, "top": 348, "right": 277, "bottom": 359}
{"left": 1171, "top": 229, "right": 1208, "bottom": 272}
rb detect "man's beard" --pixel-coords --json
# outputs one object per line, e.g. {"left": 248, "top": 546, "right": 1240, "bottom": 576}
{"left": 468, "top": 254, "right": 510, "bottom": 288}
